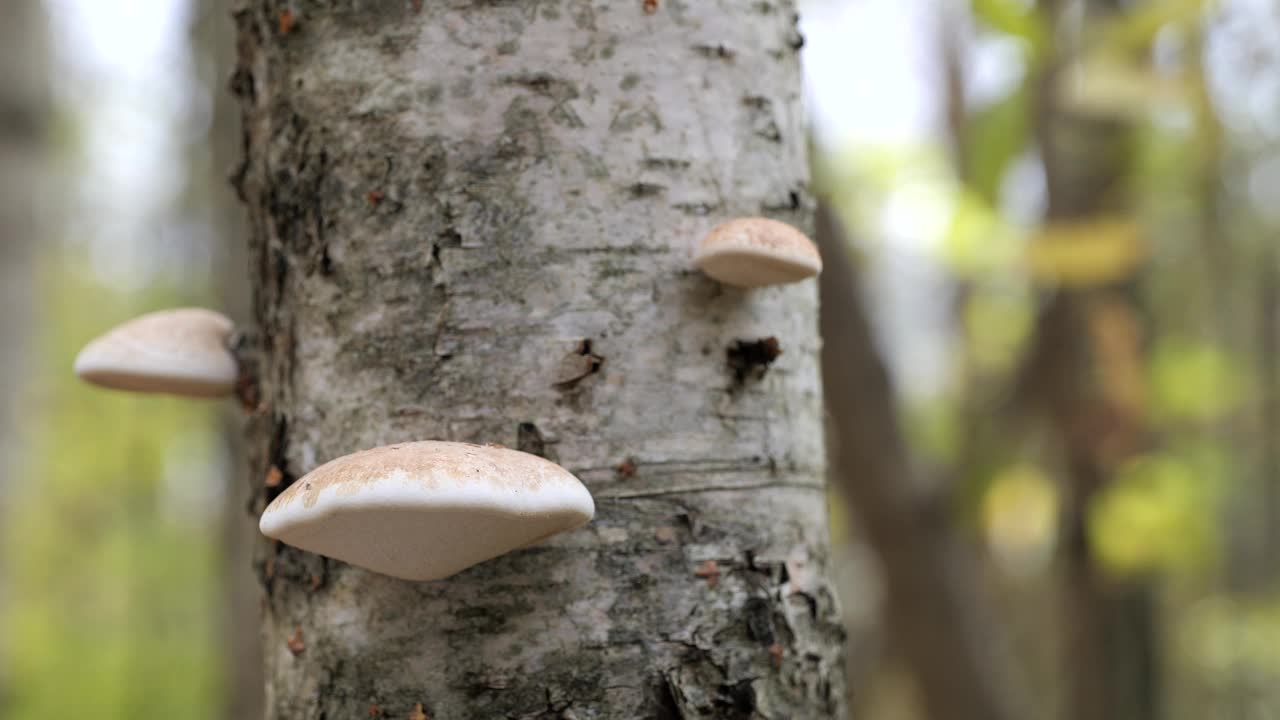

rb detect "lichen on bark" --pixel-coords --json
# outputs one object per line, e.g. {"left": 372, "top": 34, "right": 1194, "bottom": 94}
{"left": 232, "top": 1, "right": 845, "bottom": 717}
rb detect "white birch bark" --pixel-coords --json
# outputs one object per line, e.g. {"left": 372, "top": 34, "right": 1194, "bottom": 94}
{"left": 232, "top": 2, "right": 845, "bottom": 717}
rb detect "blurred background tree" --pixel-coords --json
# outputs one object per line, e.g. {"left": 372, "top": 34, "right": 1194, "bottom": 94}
{"left": 0, "top": 0, "right": 49, "bottom": 710}
{"left": 3, "top": 0, "right": 1280, "bottom": 718}
{"left": 0, "top": 1, "right": 240, "bottom": 717}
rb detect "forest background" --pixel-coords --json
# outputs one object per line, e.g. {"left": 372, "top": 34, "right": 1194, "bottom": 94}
{"left": 2, "top": 1, "right": 1277, "bottom": 718}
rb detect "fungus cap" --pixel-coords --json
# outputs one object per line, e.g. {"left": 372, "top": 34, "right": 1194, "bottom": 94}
{"left": 692, "top": 217, "right": 822, "bottom": 287}
{"left": 73, "top": 308, "right": 238, "bottom": 398}
{"left": 258, "top": 441, "right": 596, "bottom": 581}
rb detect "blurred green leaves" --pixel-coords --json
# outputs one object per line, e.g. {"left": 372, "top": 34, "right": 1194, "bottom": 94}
{"left": 941, "top": 188, "right": 1019, "bottom": 275}
{"left": 1150, "top": 340, "right": 1246, "bottom": 424}
{"left": 963, "top": 284, "right": 1034, "bottom": 375}
{"left": 983, "top": 463, "right": 1058, "bottom": 576}
{"left": 1181, "top": 595, "right": 1280, "bottom": 690}
{"left": 970, "top": 0, "right": 1048, "bottom": 50}
{"left": 963, "top": 84, "right": 1034, "bottom": 206}
{"left": 1, "top": 257, "right": 223, "bottom": 719}
{"left": 1090, "top": 448, "right": 1227, "bottom": 576}
{"left": 1025, "top": 218, "right": 1147, "bottom": 288}
{"left": 965, "top": 0, "right": 1044, "bottom": 204}
{"left": 815, "top": 0, "right": 1273, "bottom": 713}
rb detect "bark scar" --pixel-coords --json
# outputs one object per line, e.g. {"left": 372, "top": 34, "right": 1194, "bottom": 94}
{"left": 726, "top": 337, "right": 782, "bottom": 385}
{"left": 553, "top": 339, "right": 604, "bottom": 389}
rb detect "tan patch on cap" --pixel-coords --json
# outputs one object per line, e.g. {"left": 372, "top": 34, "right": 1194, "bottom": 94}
{"left": 88, "top": 308, "right": 234, "bottom": 361}
{"left": 74, "top": 307, "right": 237, "bottom": 396}
{"left": 701, "top": 218, "right": 817, "bottom": 257}
{"left": 277, "top": 441, "right": 577, "bottom": 510}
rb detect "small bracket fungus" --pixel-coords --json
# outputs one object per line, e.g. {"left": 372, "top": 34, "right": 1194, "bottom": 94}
{"left": 258, "top": 441, "right": 596, "bottom": 581}
{"left": 692, "top": 217, "right": 822, "bottom": 287}
{"left": 73, "top": 308, "right": 239, "bottom": 398}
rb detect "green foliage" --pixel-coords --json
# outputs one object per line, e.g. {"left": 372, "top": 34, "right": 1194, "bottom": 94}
{"left": 982, "top": 463, "right": 1058, "bottom": 576}
{"left": 1178, "top": 593, "right": 1280, "bottom": 711}
{"left": 941, "top": 188, "right": 1021, "bottom": 275}
{"left": 821, "top": 0, "right": 1274, "bottom": 714}
{"left": 964, "top": 0, "right": 1045, "bottom": 204}
{"left": 1149, "top": 339, "right": 1246, "bottom": 423}
{"left": 962, "top": 84, "right": 1034, "bottom": 206}
{"left": 963, "top": 284, "right": 1034, "bottom": 374}
{"left": 970, "top": 0, "right": 1048, "bottom": 49}
{"left": 1, "top": 257, "right": 223, "bottom": 719}
{"left": 1089, "top": 446, "right": 1228, "bottom": 577}
{"left": 1025, "top": 218, "right": 1147, "bottom": 287}
{"left": 904, "top": 398, "right": 960, "bottom": 467}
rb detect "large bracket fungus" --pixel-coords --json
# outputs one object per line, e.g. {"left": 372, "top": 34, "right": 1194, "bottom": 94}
{"left": 258, "top": 441, "right": 596, "bottom": 581}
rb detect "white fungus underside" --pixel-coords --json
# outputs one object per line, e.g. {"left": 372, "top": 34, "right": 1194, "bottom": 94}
{"left": 693, "top": 246, "right": 820, "bottom": 287}
{"left": 73, "top": 353, "right": 238, "bottom": 396}
{"left": 259, "top": 472, "right": 595, "bottom": 581}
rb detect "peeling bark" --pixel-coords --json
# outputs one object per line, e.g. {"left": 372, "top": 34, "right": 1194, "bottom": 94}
{"left": 231, "top": 2, "right": 845, "bottom": 717}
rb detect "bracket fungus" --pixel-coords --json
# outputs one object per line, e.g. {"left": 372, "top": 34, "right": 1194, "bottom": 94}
{"left": 258, "top": 441, "right": 596, "bottom": 581}
{"left": 73, "top": 308, "right": 239, "bottom": 398}
{"left": 692, "top": 217, "right": 822, "bottom": 287}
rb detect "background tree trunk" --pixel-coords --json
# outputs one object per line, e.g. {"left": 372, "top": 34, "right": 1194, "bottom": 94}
{"left": 190, "top": 1, "right": 264, "bottom": 717}
{"left": 0, "top": 0, "right": 49, "bottom": 706}
{"left": 231, "top": 2, "right": 846, "bottom": 717}
{"left": 816, "top": 203, "right": 1028, "bottom": 720}
{"left": 0, "top": 1, "right": 48, "bottom": 495}
{"left": 1026, "top": 3, "right": 1157, "bottom": 717}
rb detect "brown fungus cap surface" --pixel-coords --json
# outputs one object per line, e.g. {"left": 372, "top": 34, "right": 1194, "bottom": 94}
{"left": 73, "top": 308, "right": 238, "bottom": 398}
{"left": 258, "top": 441, "right": 596, "bottom": 581}
{"left": 692, "top": 217, "right": 822, "bottom": 287}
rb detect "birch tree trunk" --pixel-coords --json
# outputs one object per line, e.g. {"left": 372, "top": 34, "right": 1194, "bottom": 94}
{"left": 231, "top": 2, "right": 846, "bottom": 717}
{"left": 191, "top": 1, "right": 265, "bottom": 716}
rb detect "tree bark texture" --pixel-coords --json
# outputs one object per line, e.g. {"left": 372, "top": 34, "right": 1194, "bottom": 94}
{"left": 231, "top": 2, "right": 845, "bottom": 718}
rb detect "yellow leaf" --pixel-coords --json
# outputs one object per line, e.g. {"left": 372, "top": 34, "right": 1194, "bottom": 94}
{"left": 1089, "top": 451, "right": 1221, "bottom": 576}
{"left": 942, "top": 188, "right": 1020, "bottom": 276}
{"left": 964, "top": 287, "right": 1034, "bottom": 374}
{"left": 1024, "top": 217, "right": 1146, "bottom": 287}
{"left": 982, "top": 464, "right": 1058, "bottom": 576}
{"left": 1061, "top": 52, "right": 1191, "bottom": 119}
{"left": 1150, "top": 340, "right": 1245, "bottom": 422}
